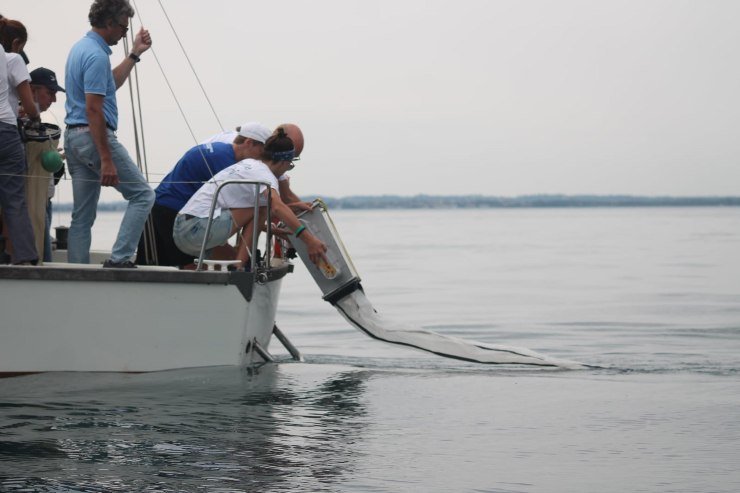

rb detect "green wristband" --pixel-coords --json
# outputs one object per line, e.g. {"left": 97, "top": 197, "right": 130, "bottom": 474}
{"left": 294, "top": 224, "right": 306, "bottom": 237}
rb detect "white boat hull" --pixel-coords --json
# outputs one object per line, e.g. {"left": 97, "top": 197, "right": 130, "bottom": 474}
{"left": 0, "top": 262, "right": 290, "bottom": 374}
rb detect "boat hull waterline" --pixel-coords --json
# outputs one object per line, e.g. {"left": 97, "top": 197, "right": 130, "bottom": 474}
{"left": 0, "top": 262, "right": 290, "bottom": 374}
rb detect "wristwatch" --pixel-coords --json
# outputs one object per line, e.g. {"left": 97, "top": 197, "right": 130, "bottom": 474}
{"left": 128, "top": 52, "right": 141, "bottom": 63}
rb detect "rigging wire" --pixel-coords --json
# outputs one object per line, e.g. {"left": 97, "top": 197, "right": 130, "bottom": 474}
{"left": 123, "top": 21, "right": 158, "bottom": 265}
{"left": 122, "top": 35, "right": 145, "bottom": 177}
{"left": 155, "top": 0, "right": 224, "bottom": 132}
{"left": 129, "top": 0, "right": 202, "bottom": 147}
{"left": 130, "top": 0, "right": 219, "bottom": 179}
{"left": 132, "top": 65, "right": 150, "bottom": 176}
{"left": 124, "top": 19, "right": 151, "bottom": 182}
{"left": 118, "top": 0, "right": 229, "bottom": 263}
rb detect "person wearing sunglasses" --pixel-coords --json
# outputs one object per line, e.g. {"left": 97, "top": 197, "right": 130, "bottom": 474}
{"left": 203, "top": 123, "right": 313, "bottom": 214}
{"left": 63, "top": 0, "right": 155, "bottom": 268}
{"left": 173, "top": 128, "right": 327, "bottom": 270}
{"left": 136, "top": 122, "right": 272, "bottom": 267}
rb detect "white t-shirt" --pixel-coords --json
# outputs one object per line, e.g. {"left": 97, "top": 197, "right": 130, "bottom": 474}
{"left": 4, "top": 52, "right": 31, "bottom": 119}
{"left": 201, "top": 130, "right": 288, "bottom": 182}
{"left": 0, "top": 46, "right": 17, "bottom": 125}
{"left": 180, "top": 159, "right": 279, "bottom": 218}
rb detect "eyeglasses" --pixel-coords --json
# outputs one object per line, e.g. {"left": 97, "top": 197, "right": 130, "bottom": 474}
{"left": 117, "top": 21, "right": 129, "bottom": 34}
{"left": 286, "top": 162, "right": 296, "bottom": 171}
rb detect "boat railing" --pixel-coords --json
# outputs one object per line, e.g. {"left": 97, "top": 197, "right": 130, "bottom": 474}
{"left": 196, "top": 179, "right": 273, "bottom": 273}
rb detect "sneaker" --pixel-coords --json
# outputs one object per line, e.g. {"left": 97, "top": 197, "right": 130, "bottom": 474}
{"left": 103, "top": 259, "right": 137, "bottom": 269}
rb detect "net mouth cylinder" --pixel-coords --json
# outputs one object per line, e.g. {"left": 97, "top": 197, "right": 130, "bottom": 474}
{"left": 290, "top": 200, "right": 362, "bottom": 303}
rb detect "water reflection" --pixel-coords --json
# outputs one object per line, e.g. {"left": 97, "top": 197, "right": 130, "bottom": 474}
{"left": 236, "top": 366, "right": 369, "bottom": 493}
{"left": 0, "top": 364, "right": 371, "bottom": 492}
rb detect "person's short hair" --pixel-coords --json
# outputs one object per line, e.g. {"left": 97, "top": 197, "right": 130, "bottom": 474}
{"left": 88, "top": 0, "right": 135, "bottom": 28}
{"left": 233, "top": 135, "right": 266, "bottom": 146}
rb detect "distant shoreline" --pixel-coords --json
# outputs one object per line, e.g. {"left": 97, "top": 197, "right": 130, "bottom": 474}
{"left": 52, "top": 195, "right": 740, "bottom": 212}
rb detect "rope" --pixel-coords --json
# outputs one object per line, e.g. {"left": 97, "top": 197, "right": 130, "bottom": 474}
{"left": 1, "top": 172, "right": 212, "bottom": 186}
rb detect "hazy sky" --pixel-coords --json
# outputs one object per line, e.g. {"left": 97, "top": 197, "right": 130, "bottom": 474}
{"left": 5, "top": 0, "right": 739, "bottom": 199}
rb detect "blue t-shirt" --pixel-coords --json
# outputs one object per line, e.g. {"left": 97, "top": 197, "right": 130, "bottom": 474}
{"left": 64, "top": 31, "right": 118, "bottom": 129}
{"left": 155, "top": 142, "right": 237, "bottom": 211}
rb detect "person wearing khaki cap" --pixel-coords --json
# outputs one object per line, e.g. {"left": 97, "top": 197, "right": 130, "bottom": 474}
{"left": 137, "top": 122, "right": 271, "bottom": 267}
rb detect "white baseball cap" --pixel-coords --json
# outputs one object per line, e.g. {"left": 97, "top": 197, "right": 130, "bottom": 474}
{"left": 238, "top": 122, "right": 271, "bottom": 143}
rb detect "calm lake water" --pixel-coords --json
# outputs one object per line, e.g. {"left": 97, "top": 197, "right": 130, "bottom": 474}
{"left": 2, "top": 207, "right": 740, "bottom": 492}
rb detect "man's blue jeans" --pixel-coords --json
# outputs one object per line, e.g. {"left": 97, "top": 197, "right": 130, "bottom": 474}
{"left": 64, "top": 127, "right": 154, "bottom": 264}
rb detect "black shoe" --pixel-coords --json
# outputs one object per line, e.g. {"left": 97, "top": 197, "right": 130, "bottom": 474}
{"left": 103, "top": 259, "right": 137, "bottom": 269}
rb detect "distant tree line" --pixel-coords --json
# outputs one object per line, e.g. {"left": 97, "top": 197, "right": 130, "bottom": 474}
{"left": 53, "top": 194, "right": 740, "bottom": 212}
{"left": 320, "top": 194, "right": 740, "bottom": 209}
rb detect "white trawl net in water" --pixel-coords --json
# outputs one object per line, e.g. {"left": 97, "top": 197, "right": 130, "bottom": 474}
{"left": 334, "top": 290, "right": 585, "bottom": 369}
{"left": 291, "top": 201, "right": 586, "bottom": 369}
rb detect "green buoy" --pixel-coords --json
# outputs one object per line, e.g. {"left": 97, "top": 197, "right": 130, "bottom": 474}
{"left": 40, "top": 150, "right": 63, "bottom": 173}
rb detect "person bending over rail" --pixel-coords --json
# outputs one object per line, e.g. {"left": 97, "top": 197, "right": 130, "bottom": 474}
{"left": 137, "top": 122, "right": 271, "bottom": 267}
{"left": 203, "top": 123, "right": 313, "bottom": 214}
{"left": 173, "top": 128, "right": 327, "bottom": 269}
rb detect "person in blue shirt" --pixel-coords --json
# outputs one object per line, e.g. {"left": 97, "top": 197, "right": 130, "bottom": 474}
{"left": 63, "top": 0, "right": 155, "bottom": 268}
{"left": 137, "top": 122, "right": 271, "bottom": 267}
